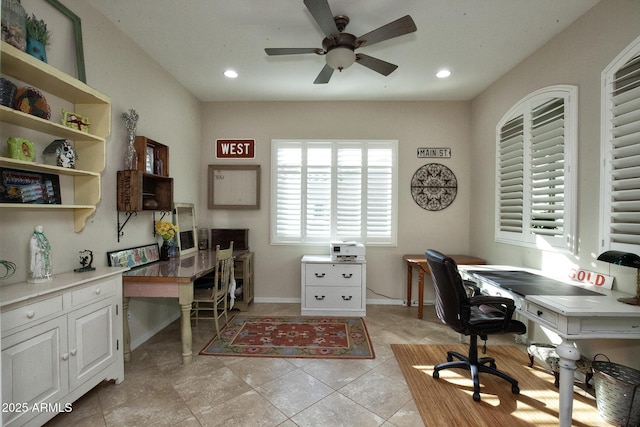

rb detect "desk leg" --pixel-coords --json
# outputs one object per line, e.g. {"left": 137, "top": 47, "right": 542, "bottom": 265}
{"left": 418, "top": 270, "right": 424, "bottom": 320}
{"left": 406, "top": 263, "right": 413, "bottom": 307}
{"left": 556, "top": 340, "right": 580, "bottom": 427}
{"left": 123, "top": 297, "right": 131, "bottom": 363}
{"left": 178, "top": 284, "right": 194, "bottom": 365}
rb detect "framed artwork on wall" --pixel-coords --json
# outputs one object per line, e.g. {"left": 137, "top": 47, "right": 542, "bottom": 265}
{"left": 208, "top": 164, "right": 260, "bottom": 209}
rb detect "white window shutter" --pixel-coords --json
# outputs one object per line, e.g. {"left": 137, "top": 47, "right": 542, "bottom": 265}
{"left": 601, "top": 46, "right": 640, "bottom": 253}
{"left": 497, "top": 114, "right": 525, "bottom": 236}
{"left": 496, "top": 86, "right": 577, "bottom": 252}
{"left": 272, "top": 140, "right": 397, "bottom": 245}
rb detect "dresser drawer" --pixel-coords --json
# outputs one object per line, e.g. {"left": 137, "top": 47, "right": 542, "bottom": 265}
{"left": 524, "top": 301, "right": 558, "bottom": 328}
{"left": 305, "top": 286, "right": 362, "bottom": 309}
{"left": 305, "top": 263, "right": 362, "bottom": 286}
{"left": 71, "top": 277, "right": 118, "bottom": 307}
{"left": 1, "top": 296, "right": 64, "bottom": 332}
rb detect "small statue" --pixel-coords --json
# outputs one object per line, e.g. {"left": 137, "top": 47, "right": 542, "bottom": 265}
{"left": 28, "top": 225, "right": 52, "bottom": 283}
{"left": 74, "top": 249, "right": 95, "bottom": 272}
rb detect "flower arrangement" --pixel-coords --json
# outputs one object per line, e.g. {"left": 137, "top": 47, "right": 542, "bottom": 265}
{"left": 155, "top": 220, "right": 178, "bottom": 241}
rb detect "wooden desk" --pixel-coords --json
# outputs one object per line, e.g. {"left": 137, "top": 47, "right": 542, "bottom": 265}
{"left": 461, "top": 265, "right": 640, "bottom": 427}
{"left": 403, "top": 254, "right": 486, "bottom": 319}
{"left": 122, "top": 250, "right": 221, "bottom": 365}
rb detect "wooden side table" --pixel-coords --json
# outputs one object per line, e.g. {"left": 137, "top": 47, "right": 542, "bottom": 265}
{"left": 403, "top": 254, "right": 486, "bottom": 319}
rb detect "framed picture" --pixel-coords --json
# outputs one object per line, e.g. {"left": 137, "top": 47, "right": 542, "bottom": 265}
{"left": 45, "top": 0, "right": 86, "bottom": 83}
{"left": 145, "top": 146, "right": 155, "bottom": 173}
{"left": 208, "top": 164, "right": 260, "bottom": 209}
{"left": 173, "top": 202, "right": 198, "bottom": 255}
{"left": 0, "top": 167, "right": 61, "bottom": 204}
{"left": 107, "top": 243, "right": 160, "bottom": 268}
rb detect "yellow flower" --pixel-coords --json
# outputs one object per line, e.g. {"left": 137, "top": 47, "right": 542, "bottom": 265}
{"left": 155, "top": 220, "right": 178, "bottom": 241}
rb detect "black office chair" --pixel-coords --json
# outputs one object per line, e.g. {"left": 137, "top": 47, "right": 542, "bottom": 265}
{"left": 425, "top": 249, "right": 527, "bottom": 401}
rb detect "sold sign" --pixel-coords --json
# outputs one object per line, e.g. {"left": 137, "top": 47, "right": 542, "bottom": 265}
{"left": 568, "top": 269, "right": 614, "bottom": 289}
{"left": 216, "top": 139, "right": 255, "bottom": 159}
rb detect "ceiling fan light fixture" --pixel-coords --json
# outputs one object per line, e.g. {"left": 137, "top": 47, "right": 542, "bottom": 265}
{"left": 326, "top": 47, "right": 356, "bottom": 71}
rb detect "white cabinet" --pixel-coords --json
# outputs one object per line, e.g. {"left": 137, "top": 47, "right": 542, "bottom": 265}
{"left": 1, "top": 268, "right": 126, "bottom": 427}
{"left": 301, "top": 255, "right": 366, "bottom": 316}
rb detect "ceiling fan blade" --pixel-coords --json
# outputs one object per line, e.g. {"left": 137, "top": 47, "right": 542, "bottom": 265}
{"left": 314, "top": 64, "right": 334, "bottom": 84}
{"left": 356, "top": 15, "right": 417, "bottom": 48}
{"left": 304, "top": 0, "right": 338, "bottom": 37}
{"left": 355, "top": 54, "right": 398, "bottom": 76}
{"left": 265, "top": 48, "right": 321, "bottom": 56}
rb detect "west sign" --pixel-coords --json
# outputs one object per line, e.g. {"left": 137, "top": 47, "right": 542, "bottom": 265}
{"left": 216, "top": 139, "right": 255, "bottom": 159}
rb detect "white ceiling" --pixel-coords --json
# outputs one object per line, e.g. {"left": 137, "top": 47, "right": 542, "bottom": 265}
{"left": 85, "top": 0, "right": 599, "bottom": 102}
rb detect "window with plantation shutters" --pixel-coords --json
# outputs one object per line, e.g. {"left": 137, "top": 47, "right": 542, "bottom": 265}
{"left": 495, "top": 86, "right": 577, "bottom": 252}
{"left": 271, "top": 140, "right": 398, "bottom": 245}
{"left": 600, "top": 37, "right": 640, "bottom": 254}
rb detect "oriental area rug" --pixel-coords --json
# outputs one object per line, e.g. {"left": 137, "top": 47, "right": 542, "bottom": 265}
{"left": 391, "top": 344, "right": 606, "bottom": 427}
{"left": 199, "top": 315, "right": 374, "bottom": 359}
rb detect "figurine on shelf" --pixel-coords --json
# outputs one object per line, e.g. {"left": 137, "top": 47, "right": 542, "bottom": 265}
{"left": 28, "top": 225, "right": 52, "bottom": 283}
{"left": 121, "top": 109, "right": 139, "bottom": 170}
{"left": 74, "top": 249, "right": 95, "bottom": 272}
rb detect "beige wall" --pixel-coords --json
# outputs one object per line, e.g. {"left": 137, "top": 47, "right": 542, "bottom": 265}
{"left": 199, "top": 101, "right": 472, "bottom": 303}
{"left": 469, "top": 0, "right": 640, "bottom": 368}
{"left": 3, "top": 0, "right": 639, "bottom": 365}
{"left": 0, "top": 0, "right": 201, "bottom": 347}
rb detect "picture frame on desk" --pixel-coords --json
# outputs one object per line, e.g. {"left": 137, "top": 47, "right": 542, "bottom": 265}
{"left": 107, "top": 243, "right": 159, "bottom": 268}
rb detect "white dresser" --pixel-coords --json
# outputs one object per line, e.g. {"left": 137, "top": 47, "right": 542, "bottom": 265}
{"left": 301, "top": 255, "right": 366, "bottom": 316}
{"left": 1, "top": 268, "right": 127, "bottom": 427}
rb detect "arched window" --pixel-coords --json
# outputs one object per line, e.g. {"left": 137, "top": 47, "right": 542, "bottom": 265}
{"left": 495, "top": 85, "right": 578, "bottom": 252}
{"left": 600, "top": 36, "right": 640, "bottom": 254}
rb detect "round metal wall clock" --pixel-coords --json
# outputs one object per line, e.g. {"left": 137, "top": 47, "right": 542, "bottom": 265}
{"left": 410, "top": 163, "right": 458, "bottom": 211}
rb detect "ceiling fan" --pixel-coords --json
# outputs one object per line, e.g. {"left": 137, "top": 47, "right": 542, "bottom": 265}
{"left": 264, "top": 0, "right": 417, "bottom": 84}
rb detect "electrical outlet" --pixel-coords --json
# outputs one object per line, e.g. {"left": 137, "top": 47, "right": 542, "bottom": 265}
{"left": 411, "top": 299, "right": 418, "bottom": 305}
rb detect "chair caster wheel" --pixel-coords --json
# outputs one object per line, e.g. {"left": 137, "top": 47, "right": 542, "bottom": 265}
{"left": 473, "top": 392, "right": 481, "bottom": 402}
{"left": 433, "top": 371, "right": 440, "bottom": 379}
{"left": 512, "top": 385, "right": 520, "bottom": 394}
{"left": 490, "top": 362, "right": 496, "bottom": 369}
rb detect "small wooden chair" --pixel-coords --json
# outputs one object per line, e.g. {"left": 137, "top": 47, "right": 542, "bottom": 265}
{"left": 192, "top": 242, "right": 234, "bottom": 338}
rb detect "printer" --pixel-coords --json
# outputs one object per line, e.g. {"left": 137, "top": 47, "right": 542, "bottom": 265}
{"left": 330, "top": 241, "right": 365, "bottom": 261}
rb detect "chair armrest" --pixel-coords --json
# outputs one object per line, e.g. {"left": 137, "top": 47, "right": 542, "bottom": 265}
{"left": 463, "top": 280, "right": 482, "bottom": 297}
{"left": 468, "top": 295, "right": 516, "bottom": 331}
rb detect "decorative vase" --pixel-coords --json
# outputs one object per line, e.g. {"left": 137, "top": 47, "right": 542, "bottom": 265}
{"left": 160, "top": 240, "right": 171, "bottom": 261}
{"left": 26, "top": 38, "right": 46, "bottom": 62}
{"left": 124, "top": 141, "right": 138, "bottom": 170}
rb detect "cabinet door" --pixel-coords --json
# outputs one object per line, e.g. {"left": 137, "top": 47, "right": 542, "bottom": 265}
{"left": 1, "top": 316, "right": 69, "bottom": 427}
{"left": 67, "top": 300, "right": 116, "bottom": 391}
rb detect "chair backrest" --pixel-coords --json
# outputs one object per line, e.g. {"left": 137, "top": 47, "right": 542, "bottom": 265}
{"left": 425, "top": 249, "right": 469, "bottom": 333}
{"left": 212, "top": 241, "right": 234, "bottom": 297}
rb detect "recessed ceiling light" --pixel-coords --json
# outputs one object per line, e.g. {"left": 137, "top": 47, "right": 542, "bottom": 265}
{"left": 224, "top": 69, "right": 238, "bottom": 78}
{"left": 436, "top": 69, "right": 451, "bottom": 79}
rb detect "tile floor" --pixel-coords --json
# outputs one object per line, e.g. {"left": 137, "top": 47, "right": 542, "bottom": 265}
{"left": 45, "top": 303, "right": 523, "bottom": 426}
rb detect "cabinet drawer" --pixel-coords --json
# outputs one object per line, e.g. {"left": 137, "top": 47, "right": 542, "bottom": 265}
{"left": 71, "top": 278, "right": 117, "bottom": 307}
{"left": 305, "top": 264, "right": 362, "bottom": 286}
{"left": 1, "top": 296, "right": 64, "bottom": 332}
{"left": 525, "top": 301, "right": 558, "bottom": 328}
{"left": 305, "top": 286, "right": 362, "bottom": 309}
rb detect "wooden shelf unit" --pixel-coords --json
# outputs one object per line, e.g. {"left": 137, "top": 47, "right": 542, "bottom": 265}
{"left": 116, "top": 170, "right": 174, "bottom": 212}
{"left": 134, "top": 136, "right": 169, "bottom": 176}
{"left": 0, "top": 41, "right": 110, "bottom": 232}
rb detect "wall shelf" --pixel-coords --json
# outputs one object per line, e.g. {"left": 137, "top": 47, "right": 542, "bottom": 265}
{"left": 0, "top": 41, "right": 110, "bottom": 232}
